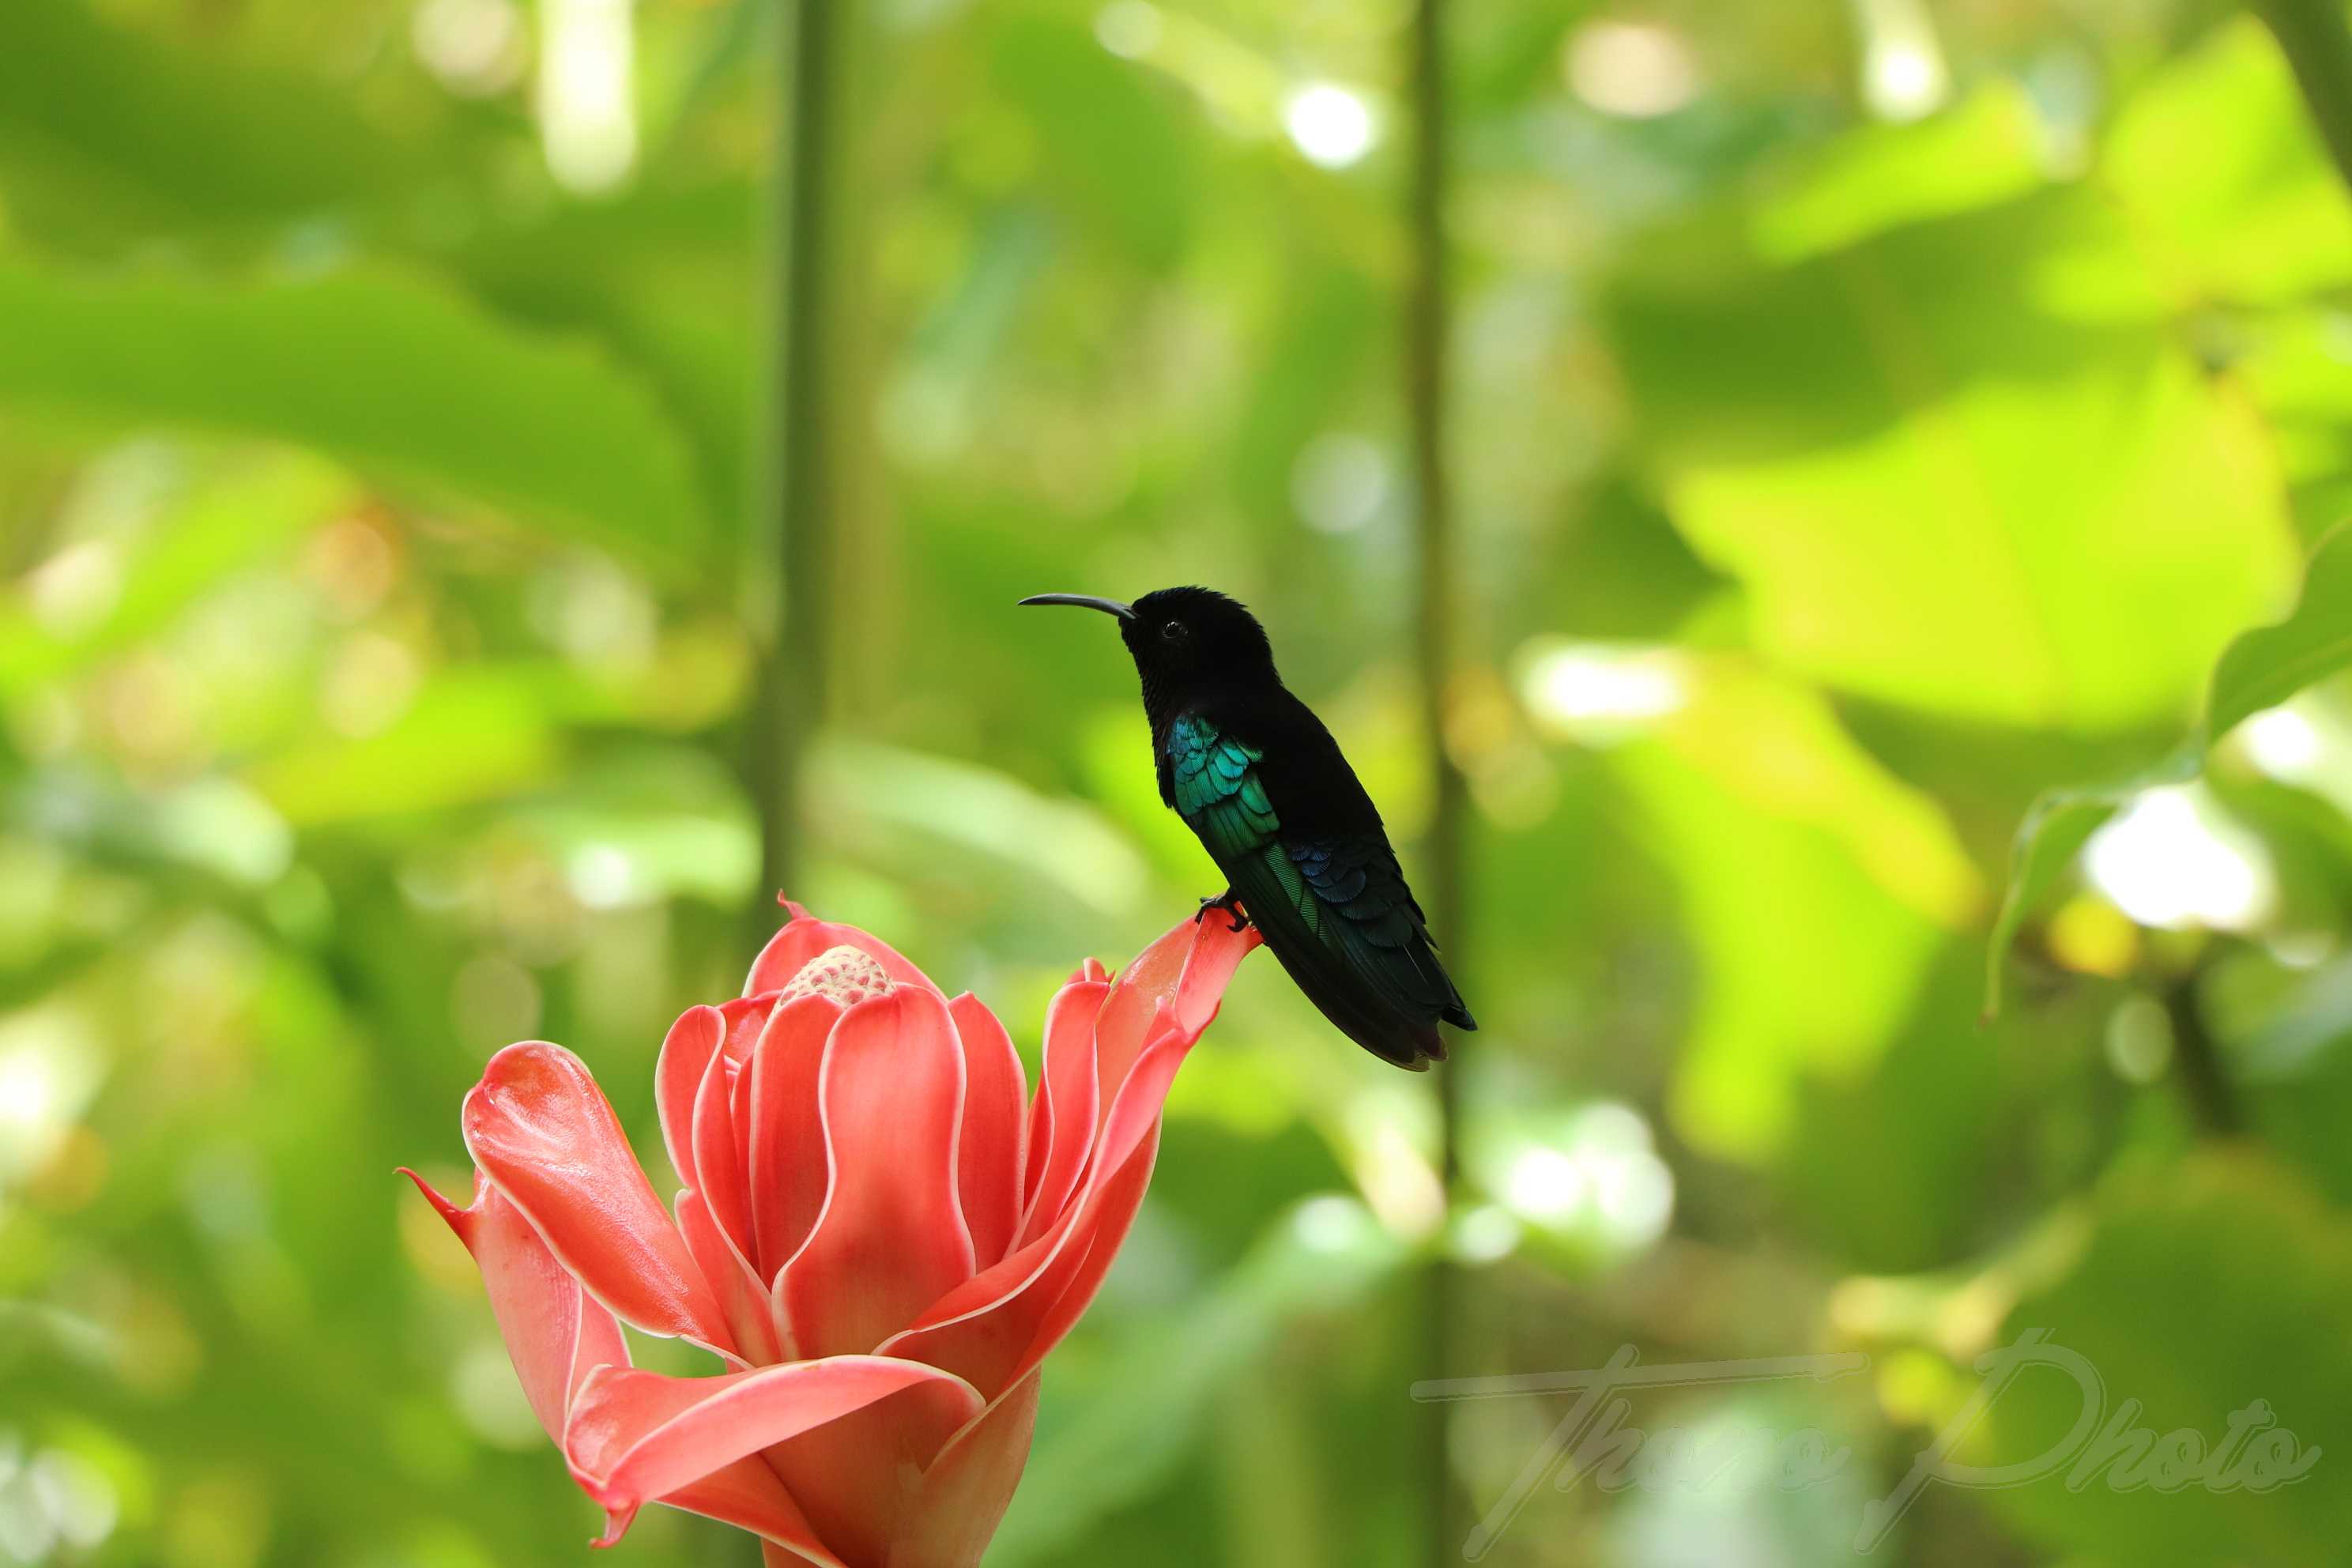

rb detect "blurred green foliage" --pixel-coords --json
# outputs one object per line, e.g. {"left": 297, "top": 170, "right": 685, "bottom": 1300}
{"left": 3, "top": 1, "right": 2352, "bottom": 1566}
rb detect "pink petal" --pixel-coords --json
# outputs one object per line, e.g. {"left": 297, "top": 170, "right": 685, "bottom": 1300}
{"left": 677, "top": 1188, "right": 783, "bottom": 1366}
{"left": 1069, "top": 956, "right": 1110, "bottom": 985}
{"left": 992, "top": 1125, "right": 1162, "bottom": 1393}
{"left": 760, "top": 1373, "right": 991, "bottom": 1568}
{"left": 718, "top": 996, "right": 776, "bottom": 1189}
{"left": 947, "top": 994, "right": 1026, "bottom": 1268}
{"left": 934, "top": 1027, "right": 1214, "bottom": 1398}
{"left": 401, "top": 1167, "right": 628, "bottom": 1442}
{"left": 567, "top": 1357, "right": 982, "bottom": 1524}
{"left": 1015, "top": 978, "right": 1108, "bottom": 1249}
{"left": 873, "top": 1206, "right": 1084, "bottom": 1394}
{"left": 745, "top": 993, "right": 843, "bottom": 1286}
{"left": 1090, "top": 922, "right": 1191, "bottom": 1103}
{"left": 462, "top": 1042, "right": 734, "bottom": 1351}
{"left": 658, "top": 1458, "right": 841, "bottom": 1567}
{"left": 879, "top": 972, "right": 1229, "bottom": 1399}
{"left": 1171, "top": 914, "right": 1260, "bottom": 1036}
{"left": 888, "top": 1369, "right": 1041, "bottom": 1568}
{"left": 1092, "top": 914, "right": 1258, "bottom": 1120}
{"left": 691, "top": 1024, "right": 754, "bottom": 1261}
{"left": 746, "top": 904, "right": 943, "bottom": 997}
{"left": 721, "top": 993, "right": 780, "bottom": 1066}
{"left": 654, "top": 1005, "right": 725, "bottom": 1195}
{"left": 779, "top": 990, "right": 977, "bottom": 1359}
{"left": 878, "top": 1124, "right": 1159, "bottom": 1403}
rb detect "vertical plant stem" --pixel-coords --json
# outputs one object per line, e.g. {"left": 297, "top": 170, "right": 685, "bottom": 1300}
{"left": 2256, "top": 0, "right": 2352, "bottom": 197}
{"left": 1405, "top": 0, "right": 1468, "bottom": 1554}
{"left": 746, "top": 0, "right": 842, "bottom": 934}
{"left": 2162, "top": 973, "right": 2242, "bottom": 1139}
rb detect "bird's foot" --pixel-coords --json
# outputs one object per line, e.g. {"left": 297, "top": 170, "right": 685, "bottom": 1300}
{"left": 1195, "top": 891, "right": 1251, "bottom": 933}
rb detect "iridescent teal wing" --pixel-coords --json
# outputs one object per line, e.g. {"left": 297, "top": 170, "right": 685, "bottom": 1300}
{"left": 1163, "top": 711, "right": 1469, "bottom": 1067}
{"left": 1168, "top": 712, "right": 1283, "bottom": 865}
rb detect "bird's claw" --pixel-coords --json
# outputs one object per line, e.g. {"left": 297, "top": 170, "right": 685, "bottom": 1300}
{"left": 1195, "top": 891, "right": 1251, "bottom": 933}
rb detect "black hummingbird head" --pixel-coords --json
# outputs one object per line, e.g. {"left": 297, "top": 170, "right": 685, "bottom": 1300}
{"left": 1020, "top": 586, "right": 1277, "bottom": 710}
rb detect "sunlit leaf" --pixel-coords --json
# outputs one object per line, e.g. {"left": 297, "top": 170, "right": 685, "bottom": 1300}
{"left": 2207, "top": 520, "right": 2352, "bottom": 744}
{"left": 244, "top": 669, "right": 567, "bottom": 824}
{"left": 2105, "top": 18, "right": 2352, "bottom": 304}
{"left": 1747, "top": 83, "right": 2049, "bottom": 263}
{"left": 1612, "top": 190, "right": 2300, "bottom": 729}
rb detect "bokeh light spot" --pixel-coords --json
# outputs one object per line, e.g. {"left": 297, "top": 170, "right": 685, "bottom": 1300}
{"left": 1283, "top": 84, "right": 1375, "bottom": 169}
{"left": 2084, "top": 785, "right": 2275, "bottom": 933}
{"left": 1565, "top": 21, "right": 1698, "bottom": 119}
{"left": 1094, "top": 0, "right": 1160, "bottom": 59}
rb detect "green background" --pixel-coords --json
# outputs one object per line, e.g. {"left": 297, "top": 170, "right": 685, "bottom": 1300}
{"left": 4, "top": 0, "right": 2352, "bottom": 1564}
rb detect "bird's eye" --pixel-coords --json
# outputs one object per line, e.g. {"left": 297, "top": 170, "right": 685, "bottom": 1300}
{"left": 1160, "top": 620, "right": 1188, "bottom": 642}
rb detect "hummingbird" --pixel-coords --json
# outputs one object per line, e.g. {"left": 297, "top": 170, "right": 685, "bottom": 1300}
{"left": 1020, "top": 586, "right": 1474, "bottom": 1069}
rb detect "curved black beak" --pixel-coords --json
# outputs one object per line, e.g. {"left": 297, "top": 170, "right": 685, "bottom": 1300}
{"left": 1018, "top": 594, "right": 1135, "bottom": 620}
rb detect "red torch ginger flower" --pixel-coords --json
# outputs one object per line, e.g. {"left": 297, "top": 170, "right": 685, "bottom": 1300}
{"left": 404, "top": 903, "right": 1258, "bottom": 1566}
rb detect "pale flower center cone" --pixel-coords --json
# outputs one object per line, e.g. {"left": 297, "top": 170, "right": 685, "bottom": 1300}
{"left": 778, "top": 945, "right": 895, "bottom": 1008}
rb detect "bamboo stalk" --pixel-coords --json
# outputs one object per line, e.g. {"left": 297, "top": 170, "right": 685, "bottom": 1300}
{"left": 1404, "top": 0, "right": 1469, "bottom": 1553}
{"left": 746, "top": 0, "right": 842, "bottom": 934}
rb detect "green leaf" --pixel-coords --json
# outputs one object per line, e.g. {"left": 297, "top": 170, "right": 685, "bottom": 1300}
{"left": 11, "top": 766, "right": 295, "bottom": 891}
{"left": 2105, "top": 18, "right": 2352, "bottom": 305}
{"left": 1782, "top": 948, "right": 2003, "bottom": 1271}
{"left": 1611, "top": 190, "right": 2301, "bottom": 729}
{"left": 810, "top": 737, "right": 1155, "bottom": 923}
{"left": 1747, "top": 83, "right": 2050, "bottom": 264}
{"left": 449, "top": 180, "right": 760, "bottom": 533}
{"left": 0, "top": 453, "right": 356, "bottom": 695}
{"left": 2207, "top": 519, "right": 2352, "bottom": 744}
{"left": 0, "top": 263, "right": 714, "bottom": 577}
{"left": 1984, "top": 1151, "right": 2352, "bottom": 1563}
{"left": 0, "top": 0, "right": 430, "bottom": 247}
{"left": 244, "top": 669, "right": 568, "bottom": 824}
{"left": 1608, "top": 661, "right": 1981, "bottom": 1159}
{"left": 502, "top": 748, "right": 761, "bottom": 909}
{"left": 1985, "top": 524, "right": 2352, "bottom": 1016}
